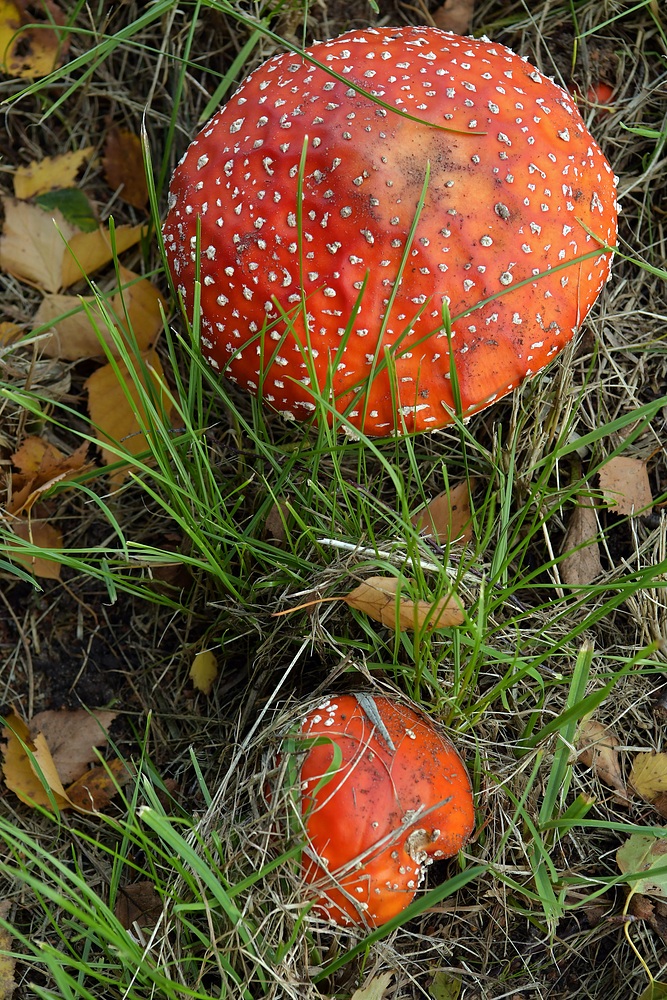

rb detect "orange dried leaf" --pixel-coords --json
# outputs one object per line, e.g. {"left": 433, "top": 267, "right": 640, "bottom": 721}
{"left": 411, "top": 479, "right": 475, "bottom": 544}
{"left": 66, "top": 758, "right": 130, "bottom": 812}
{"left": 344, "top": 576, "right": 464, "bottom": 632}
{"left": 9, "top": 437, "right": 89, "bottom": 515}
{"left": 103, "top": 127, "right": 149, "bottom": 210}
{"left": 11, "top": 518, "right": 63, "bottom": 579}
{"left": 33, "top": 268, "right": 164, "bottom": 360}
{"left": 14, "top": 147, "right": 95, "bottom": 200}
{"left": 599, "top": 456, "right": 653, "bottom": 516}
{"left": 86, "top": 348, "right": 173, "bottom": 482}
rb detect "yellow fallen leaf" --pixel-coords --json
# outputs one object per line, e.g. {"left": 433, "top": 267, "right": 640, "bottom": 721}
{"left": 85, "top": 348, "right": 173, "bottom": 482}
{"left": 411, "top": 479, "right": 475, "bottom": 544}
{"left": 0, "top": 321, "right": 21, "bottom": 345}
{"left": 9, "top": 436, "right": 90, "bottom": 515}
{"left": 14, "top": 147, "right": 95, "bottom": 200}
{"left": 0, "top": 0, "right": 67, "bottom": 80}
{"left": 190, "top": 650, "right": 218, "bottom": 695}
{"left": 103, "top": 127, "right": 149, "bottom": 210}
{"left": 11, "top": 519, "right": 63, "bottom": 579}
{"left": 599, "top": 456, "right": 653, "bottom": 516}
{"left": 631, "top": 753, "right": 667, "bottom": 802}
{"left": 61, "top": 223, "right": 147, "bottom": 288}
{"left": 344, "top": 576, "right": 464, "bottom": 631}
{"left": 350, "top": 971, "right": 394, "bottom": 1000}
{"left": 34, "top": 268, "right": 165, "bottom": 360}
{"left": 1, "top": 712, "right": 70, "bottom": 809}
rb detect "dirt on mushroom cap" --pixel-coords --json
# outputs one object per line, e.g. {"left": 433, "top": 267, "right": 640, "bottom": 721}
{"left": 163, "top": 26, "right": 618, "bottom": 437}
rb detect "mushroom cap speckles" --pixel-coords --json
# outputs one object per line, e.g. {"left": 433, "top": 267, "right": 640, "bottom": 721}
{"left": 163, "top": 25, "right": 618, "bottom": 436}
{"left": 295, "top": 694, "right": 474, "bottom": 927}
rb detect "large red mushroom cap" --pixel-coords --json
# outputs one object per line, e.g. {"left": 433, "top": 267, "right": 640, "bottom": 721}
{"left": 288, "top": 693, "right": 474, "bottom": 927}
{"left": 163, "top": 26, "right": 618, "bottom": 436}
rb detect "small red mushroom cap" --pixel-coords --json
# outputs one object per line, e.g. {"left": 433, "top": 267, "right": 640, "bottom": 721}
{"left": 163, "top": 26, "right": 618, "bottom": 436}
{"left": 291, "top": 693, "right": 474, "bottom": 926}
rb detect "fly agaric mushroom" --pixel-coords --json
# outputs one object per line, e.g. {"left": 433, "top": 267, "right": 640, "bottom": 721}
{"left": 163, "top": 26, "right": 618, "bottom": 436}
{"left": 285, "top": 692, "right": 474, "bottom": 926}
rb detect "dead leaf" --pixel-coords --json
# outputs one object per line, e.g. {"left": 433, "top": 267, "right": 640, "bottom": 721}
{"left": 9, "top": 436, "right": 90, "bottom": 515}
{"left": 411, "top": 479, "right": 475, "bottom": 544}
{"left": 344, "top": 576, "right": 464, "bottom": 631}
{"left": 350, "top": 971, "right": 394, "bottom": 1000}
{"left": 599, "top": 456, "right": 653, "bottom": 516}
{"left": 617, "top": 833, "right": 667, "bottom": 898}
{"left": 66, "top": 758, "right": 131, "bottom": 812}
{"left": 190, "top": 650, "right": 218, "bottom": 695}
{"left": 431, "top": 0, "right": 475, "bottom": 35}
{"left": 1, "top": 710, "right": 126, "bottom": 814}
{"left": 115, "top": 881, "right": 163, "bottom": 931}
{"left": 0, "top": 197, "right": 146, "bottom": 292}
{"left": 103, "top": 127, "right": 149, "bottom": 210}
{"left": 61, "top": 223, "right": 147, "bottom": 288}
{"left": 1, "top": 711, "right": 70, "bottom": 808}
{"left": 85, "top": 348, "right": 174, "bottom": 482}
{"left": 561, "top": 494, "right": 602, "bottom": 586}
{"left": 0, "top": 900, "right": 15, "bottom": 1000}
{"left": 14, "top": 147, "right": 95, "bottom": 200}
{"left": 631, "top": 753, "right": 667, "bottom": 817}
{"left": 0, "top": 0, "right": 68, "bottom": 80}
{"left": 576, "top": 719, "right": 628, "bottom": 799}
{"left": 11, "top": 518, "right": 62, "bottom": 579}
{"left": 0, "top": 322, "right": 22, "bottom": 344}
{"left": 33, "top": 268, "right": 165, "bottom": 360}
{"left": 28, "top": 708, "right": 117, "bottom": 784}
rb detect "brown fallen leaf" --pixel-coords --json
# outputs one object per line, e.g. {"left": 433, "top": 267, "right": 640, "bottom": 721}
{"left": 0, "top": 0, "right": 68, "bottom": 80}
{"left": 411, "top": 479, "right": 475, "bottom": 544}
{"left": 115, "top": 881, "right": 163, "bottom": 931}
{"left": 86, "top": 348, "right": 174, "bottom": 482}
{"left": 576, "top": 719, "right": 628, "bottom": 800}
{"left": 431, "top": 0, "right": 475, "bottom": 34}
{"left": 599, "top": 456, "right": 653, "bottom": 516}
{"left": 103, "top": 127, "right": 149, "bottom": 210}
{"left": 0, "top": 900, "right": 16, "bottom": 1000}
{"left": 630, "top": 752, "right": 667, "bottom": 818}
{"left": 33, "top": 268, "right": 165, "bottom": 360}
{"left": 28, "top": 708, "right": 117, "bottom": 784}
{"left": 14, "top": 147, "right": 95, "bottom": 200}
{"left": 10, "top": 518, "right": 63, "bottom": 580}
{"left": 66, "top": 758, "right": 131, "bottom": 812}
{"left": 345, "top": 576, "right": 464, "bottom": 631}
{"left": 0, "top": 197, "right": 147, "bottom": 292}
{"left": 560, "top": 494, "right": 602, "bottom": 586}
